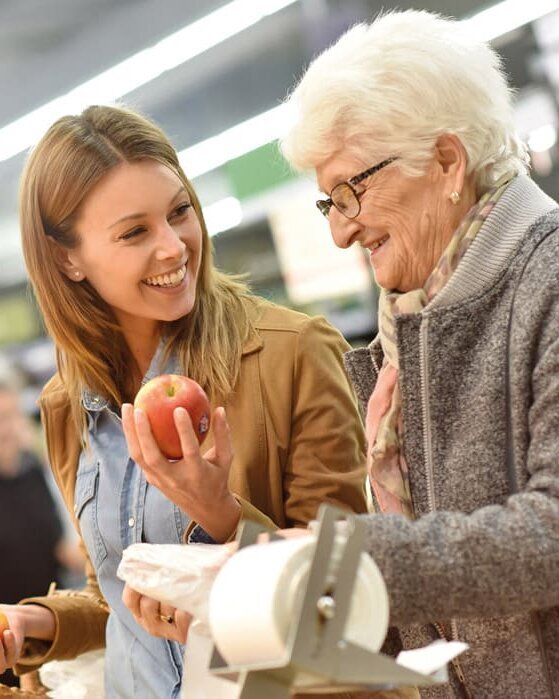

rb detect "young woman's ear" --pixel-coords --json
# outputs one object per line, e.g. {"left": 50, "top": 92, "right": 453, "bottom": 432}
{"left": 47, "top": 237, "right": 84, "bottom": 282}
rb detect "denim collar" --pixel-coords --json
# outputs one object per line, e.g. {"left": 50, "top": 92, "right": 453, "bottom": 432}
{"left": 82, "top": 390, "right": 109, "bottom": 412}
{"left": 81, "top": 337, "right": 180, "bottom": 414}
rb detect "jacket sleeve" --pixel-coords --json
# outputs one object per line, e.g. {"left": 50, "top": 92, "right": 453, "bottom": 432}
{"left": 183, "top": 496, "right": 278, "bottom": 542}
{"left": 15, "top": 538, "right": 108, "bottom": 673}
{"left": 283, "top": 315, "right": 368, "bottom": 526}
{"left": 359, "top": 241, "right": 559, "bottom": 628}
{"left": 184, "top": 313, "right": 368, "bottom": 540}
{"left": 15, "top": 388, "right": 108, "bottom": 673}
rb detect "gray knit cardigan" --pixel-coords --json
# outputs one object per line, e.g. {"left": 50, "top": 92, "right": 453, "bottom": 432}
{"left": 344, "top": 176, "right": 559, "bottom": 698}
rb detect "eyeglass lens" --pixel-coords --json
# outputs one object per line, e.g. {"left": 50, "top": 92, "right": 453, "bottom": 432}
{"left": 316, "top": 199, "right": 332, "bottom": 217}
{"left": 331, "top": 183, "right": 359, "bottom": 218}
{"left": 316, "top": 156, "right": 398, "bottom": 220}
{"left": 316, "top": 183, "right": 359, "bottom": 219}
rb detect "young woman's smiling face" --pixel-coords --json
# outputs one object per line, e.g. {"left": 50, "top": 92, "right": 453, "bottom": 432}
{"left": 66, "top": 160, "right": 203, "bottom": 343}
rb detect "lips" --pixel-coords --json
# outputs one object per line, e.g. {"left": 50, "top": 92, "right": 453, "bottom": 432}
{"left": 368, "top": 235, "right": 389, "bottom": 254}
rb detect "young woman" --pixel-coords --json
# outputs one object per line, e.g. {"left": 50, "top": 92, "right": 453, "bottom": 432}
{"left": 0, "top": 105, "right": 367, "bottom": 698}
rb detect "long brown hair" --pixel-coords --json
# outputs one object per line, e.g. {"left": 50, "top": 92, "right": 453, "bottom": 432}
{"left": 19, "top": 105, "right": 253, "bottom": 435}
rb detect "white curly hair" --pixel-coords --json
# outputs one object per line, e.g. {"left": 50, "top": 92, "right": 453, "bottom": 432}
{"left": 280, "top": 10, "right": 529, "bottom": 191}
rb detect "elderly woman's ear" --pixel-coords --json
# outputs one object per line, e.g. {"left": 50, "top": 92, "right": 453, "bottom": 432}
{"left": 432, "top": 133, "right": 471, "bottom": 202}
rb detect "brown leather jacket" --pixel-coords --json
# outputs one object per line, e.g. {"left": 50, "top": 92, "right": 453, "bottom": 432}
{"left": 17, "top": 299, "right": 369, "bottom": 680}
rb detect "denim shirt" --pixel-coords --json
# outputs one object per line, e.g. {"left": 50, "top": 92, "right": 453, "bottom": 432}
{"left": 75, "top": 344, "right": 210, "bottom": 698}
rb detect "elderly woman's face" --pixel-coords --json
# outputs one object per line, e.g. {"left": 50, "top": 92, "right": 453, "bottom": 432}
{"left": 316, "top": 151, "right": 456, "bottom": 292}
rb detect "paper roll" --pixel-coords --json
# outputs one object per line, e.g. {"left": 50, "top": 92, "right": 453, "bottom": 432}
{"left": 208, "top": 536, "right": 389, "bottom": 667}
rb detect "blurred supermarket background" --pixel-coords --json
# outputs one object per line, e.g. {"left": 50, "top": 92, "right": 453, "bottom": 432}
{"left": 0, "top": 0, "right": 559, "bottom": 412}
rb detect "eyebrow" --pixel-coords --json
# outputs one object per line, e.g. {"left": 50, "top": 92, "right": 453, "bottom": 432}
{"left": 108, "top": 186, "right": 187, "bottom": 229}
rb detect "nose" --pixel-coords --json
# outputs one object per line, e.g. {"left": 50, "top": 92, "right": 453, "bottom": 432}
{"left": 328, "top": 209, "right": 361, "bottom": 249}
{"left": 154, "top": 221, "right": 185, "bottom": 261}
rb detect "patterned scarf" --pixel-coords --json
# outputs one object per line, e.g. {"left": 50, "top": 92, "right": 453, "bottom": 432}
{"left": 366, "top": 174, "right": 514, "bottom": 518}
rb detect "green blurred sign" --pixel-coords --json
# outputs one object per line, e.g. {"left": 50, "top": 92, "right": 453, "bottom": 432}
{"left": 225, "top": 142, "right": 296, "bottom": 200}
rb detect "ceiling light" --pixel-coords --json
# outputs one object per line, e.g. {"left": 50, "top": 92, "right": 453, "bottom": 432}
{"left": 183, "top": 0, "right": 559, "bottom": 181}
{"left": 179, "top": 104, "right": 295, "bottom": 179}
{"left": 0, "top": 0, "right": 300, "bottom": 163}
{"left": 0, "top": 0, "right": 553, "bottom": 170}
{"left": 527, "top": 124, "right": 558, "bottom": 152}
{"left": 204, "top": 197, "right": 243, "bottom": 236}
{"left": 462, "top": 0, "right": 558, "bottom": 41}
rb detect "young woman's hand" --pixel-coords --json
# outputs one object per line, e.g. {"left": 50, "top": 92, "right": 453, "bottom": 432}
{"left": 0, "top": 604, "right": 56, "bottom": 672}
{"left": 121, "top": 585, "right": 192, "bottom": 644}
{"left": 121, "top": 404, "right": 240, "bottom": 542}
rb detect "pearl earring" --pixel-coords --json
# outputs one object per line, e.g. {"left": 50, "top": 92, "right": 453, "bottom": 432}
{"left": 74, "top": 271, "right": 81, "bottom": 279}
{"left": 449, "top": 191, "right": 461, "bottom": 205}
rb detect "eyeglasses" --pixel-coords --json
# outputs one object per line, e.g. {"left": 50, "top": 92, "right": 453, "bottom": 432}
{"left": 316, "top": 156, "right": 398, "bottom": 219}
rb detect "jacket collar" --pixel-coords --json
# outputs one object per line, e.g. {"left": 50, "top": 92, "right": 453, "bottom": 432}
{"left": 241, "top": 298, "right": 266, "bottom": 356}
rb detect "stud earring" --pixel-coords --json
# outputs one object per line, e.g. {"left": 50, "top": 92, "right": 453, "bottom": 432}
{"left": 449, "top": 191, "right": 461, "bottom": 205}
{"left": 74, "top": 271, "right": 82, "bottom": 279}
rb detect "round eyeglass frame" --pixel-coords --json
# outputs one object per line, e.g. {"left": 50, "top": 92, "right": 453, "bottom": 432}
{"left": 316, "top": 156, "right": 398, "bottom": 219}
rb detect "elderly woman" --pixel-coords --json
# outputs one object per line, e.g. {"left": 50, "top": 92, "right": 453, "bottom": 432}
{"left": 280, "top": 10, "right": 559, "bottom": 699}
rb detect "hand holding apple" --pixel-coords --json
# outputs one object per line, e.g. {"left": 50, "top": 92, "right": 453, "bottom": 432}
{"left": 134, "top": 374, "right": 210, "bottom": 460}
{"left": 121, "top": 399, "right": 241, "bottom": 543}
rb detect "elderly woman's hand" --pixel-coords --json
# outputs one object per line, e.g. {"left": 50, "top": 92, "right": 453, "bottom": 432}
{"left": 122, "top": 585, "right": 192, "bottom": 644}
{"left": 121, "top": 404, "right": 241, "bottom": 543}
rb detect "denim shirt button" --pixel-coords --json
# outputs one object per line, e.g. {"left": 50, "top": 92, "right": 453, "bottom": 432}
{"left": 128, "top": 517, "right": 135, "bottom": 528}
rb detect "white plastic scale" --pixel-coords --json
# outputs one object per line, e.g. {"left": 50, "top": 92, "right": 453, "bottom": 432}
{"left": 206, "top": 504, "right": 463, "bottom": 697}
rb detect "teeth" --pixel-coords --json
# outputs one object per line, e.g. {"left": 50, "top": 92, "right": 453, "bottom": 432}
{"left": 370, "top": 236, "right": 388, "bottom": 251}
{"left": 145, "top": 265, "right": 186, "bottom": 287}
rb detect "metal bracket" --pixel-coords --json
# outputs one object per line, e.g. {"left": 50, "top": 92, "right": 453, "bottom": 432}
{"left": 207, "top": 504, "right": 439, "bottom": 698}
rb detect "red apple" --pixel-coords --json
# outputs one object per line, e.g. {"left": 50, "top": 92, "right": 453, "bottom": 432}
{"left": 134, "top": 374, "right": 211, "bottom": 459}
{"left": 0, "top": 610, "right": 9, "bottom": 634}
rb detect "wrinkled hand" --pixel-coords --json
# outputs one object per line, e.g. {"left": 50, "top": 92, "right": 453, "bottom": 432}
{"left": 122, "top": 404, "right": 240, "bottom": 542}
{"left": 122, "top": 585, "right": 192, "bottom": 644}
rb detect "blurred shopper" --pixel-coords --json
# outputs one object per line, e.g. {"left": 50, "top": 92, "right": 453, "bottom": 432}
{"left": 278, "top": 9, "right": 559, "bottom": 698}
{"left": 0, "top": 105, "right": 370, "bottom": 698}
{"left": 0, "top": 382, "right": 63, "bottom": 687}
